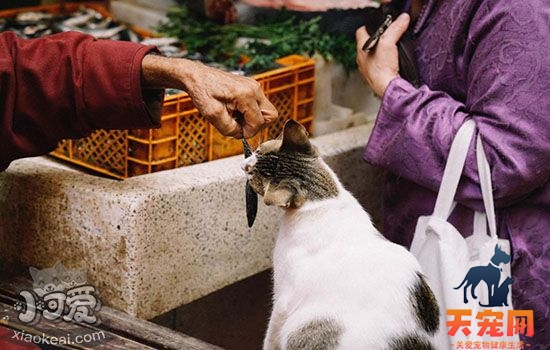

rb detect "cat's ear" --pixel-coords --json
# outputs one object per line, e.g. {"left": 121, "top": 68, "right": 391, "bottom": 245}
{"left": 263, "top": 180, "right": 306, "bottom": 208}
{"left": 29, "top": 267, "right": 39, "bottom": 280}
{"left": 281, "top": 119, "right": 316, "bottom": 156}
{"left": 53, "top": 261, "right": 65, "bottom": 273}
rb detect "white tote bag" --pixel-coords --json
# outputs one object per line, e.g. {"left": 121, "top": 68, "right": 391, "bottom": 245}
{"left": 410, "top": 120, "right": 517, "bottom": 349}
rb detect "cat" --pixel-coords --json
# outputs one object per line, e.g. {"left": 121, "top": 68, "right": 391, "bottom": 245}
{"left": 242, "top": 119, "right": 440, "bottom": 350}
{"left": 479, "top": 277, "right": 514, "bottom": 307}
{"left": 29, "top": 261, "right": 65, "bottom": 297}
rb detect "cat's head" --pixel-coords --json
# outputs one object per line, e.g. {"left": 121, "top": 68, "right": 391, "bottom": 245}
{"left": 242, "top": 119, "right": 339, "bottom": 209}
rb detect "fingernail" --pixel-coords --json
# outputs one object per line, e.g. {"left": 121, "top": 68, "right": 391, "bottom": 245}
{"left": 398, "top": 13, "right": 410, "bottom": 23}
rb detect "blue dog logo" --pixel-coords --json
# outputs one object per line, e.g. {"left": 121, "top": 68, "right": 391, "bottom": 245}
{"left": 454, "top": 244, "right": 513, "bottom": 307}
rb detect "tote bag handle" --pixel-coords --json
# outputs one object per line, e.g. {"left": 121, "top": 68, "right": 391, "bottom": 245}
{"left": 432, "top": 120, "right": 496, "bottom": 238}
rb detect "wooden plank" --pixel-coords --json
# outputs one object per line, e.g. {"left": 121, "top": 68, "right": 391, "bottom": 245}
{"left": 0, "top": 276, "right": 223, "bottom": 350}
{"left": 0, "top": 296, "right": 156, "bottom": 350}
{"left": 100, "top": 307, "right": 224, "bottom": 350}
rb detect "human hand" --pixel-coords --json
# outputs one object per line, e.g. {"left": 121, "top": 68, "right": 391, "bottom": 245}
{"left": 355, "top": 13, "right": 410, "bottom": 97}
{"left": 142, "top": 55, "right": 278, "bottom": 138}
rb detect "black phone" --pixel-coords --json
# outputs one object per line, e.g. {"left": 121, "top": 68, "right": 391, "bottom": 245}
{"left": 362, "top": 2, "right": 421, "bottom": 87}
{"left": 362, "top": 14, "right": 393, "bottom": 52}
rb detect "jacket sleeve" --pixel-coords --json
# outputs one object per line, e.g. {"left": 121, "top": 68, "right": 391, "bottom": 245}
{"left": 363, "top": 6, "right": 550, "bottom": 210}
{"left": 0, "top": 31, "right": 163, "bottom": 170}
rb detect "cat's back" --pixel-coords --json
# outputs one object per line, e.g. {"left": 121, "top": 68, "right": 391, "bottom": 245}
{"left": 273, "top": 190, "right": 438, "bottom": 348}
{"left": 274, "top": 188, "right": 427, "bottom": 309}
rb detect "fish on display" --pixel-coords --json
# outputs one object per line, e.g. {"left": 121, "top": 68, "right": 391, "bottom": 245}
{"left": 0, "top": 6, "right": 187, "bottom": 55}
{"left": 54, "top": 8, "right": 128, "bottom": 40}
{"left": 14, "top": 11, "right": 53, "bottom": 25}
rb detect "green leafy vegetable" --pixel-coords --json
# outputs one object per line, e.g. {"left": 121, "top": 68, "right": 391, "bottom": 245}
{"left": 156, "top": 3, "right": 357, "bottom": 73}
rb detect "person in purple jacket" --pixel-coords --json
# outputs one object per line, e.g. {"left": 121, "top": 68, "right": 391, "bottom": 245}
{"left": 356, "top": 0, "right": 549, "bottom": 347}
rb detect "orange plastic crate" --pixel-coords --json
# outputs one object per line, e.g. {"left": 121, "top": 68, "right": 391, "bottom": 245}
{"left": 0, "top": 3, "right": 316, "bottom": 179}
{"left": 0, "top": 2, "right": 112, "bottom": 21}
{"left": 51, "top": 55, "right": 315, "bottom": 179}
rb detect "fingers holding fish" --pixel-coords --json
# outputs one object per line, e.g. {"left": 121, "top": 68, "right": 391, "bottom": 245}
{"left": 204, "top": 102, "right": 244, "bottom": 138}
{"left": 258, "top": 96, "right": 278, "bottom": 128}
{"left": 230, "top": 81, "right": 278, "bottom": 139}
{"left": 175, "top": 60, "right": 278, "bottom": 138}
{"left": 236, "top": 99, "right": 264, "bottom": 139}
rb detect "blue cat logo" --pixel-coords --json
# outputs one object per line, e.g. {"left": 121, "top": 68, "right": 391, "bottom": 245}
{"left": 454, "top": 245, "right": 513, "bottom": 307}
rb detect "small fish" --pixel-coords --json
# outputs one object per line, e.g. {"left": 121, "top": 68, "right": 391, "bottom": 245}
{"left": 140, "top": 37, "right": 180, "bottom": 47}
{"left": 242, "top": 138, "right": 258, "bottom": 228}
{"left": 57, "top": 23, "right": 127, "bottom": 39}
{"left": 61, "top": 13, "right": 94, "bottom": 27}
{"left": 19, "top": 24, "right": 50, "bottom": 38}
{"left": 15, "top": 11, "right": 53, "bottom": 24}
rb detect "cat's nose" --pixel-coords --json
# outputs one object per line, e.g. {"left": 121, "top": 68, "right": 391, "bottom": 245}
{"left": 241, "top": 154, "right": 257, "bottom": 174}
{"left": 242, "top": 163, "right": 253, "bottom": 173}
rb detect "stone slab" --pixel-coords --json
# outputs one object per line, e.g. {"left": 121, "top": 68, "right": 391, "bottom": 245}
{"left": 0, "top": 123, "right": 384, "bottom": 319}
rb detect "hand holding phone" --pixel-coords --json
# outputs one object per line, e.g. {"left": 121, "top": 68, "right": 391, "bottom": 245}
{"left": 361, "top": 4, "right": 420, "bottom": 87}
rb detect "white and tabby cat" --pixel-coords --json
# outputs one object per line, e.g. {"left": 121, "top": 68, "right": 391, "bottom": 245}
{"left": 242, "top": 120, "right": 439, "bottom": 350}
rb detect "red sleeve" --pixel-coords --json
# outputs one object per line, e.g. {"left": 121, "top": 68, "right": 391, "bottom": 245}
{"left": 0, "top": 31, "right": 162, "bottom": 171}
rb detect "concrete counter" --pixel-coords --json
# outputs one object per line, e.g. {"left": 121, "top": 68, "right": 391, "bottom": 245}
{"left": 0, "top": 123, "right": 384, "bottom": 319}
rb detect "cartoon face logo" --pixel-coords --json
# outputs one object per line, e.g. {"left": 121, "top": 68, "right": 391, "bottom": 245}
{"left": 29, "top": 262, "right": 65, "bottom": 297}
{"left": 28, "top": 262, "right": 87, "bottom": 297}
{"left": 17, "top": 262, "right": 98, "bottom": 325}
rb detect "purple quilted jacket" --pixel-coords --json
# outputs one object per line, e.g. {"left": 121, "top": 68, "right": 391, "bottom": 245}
{"left": 364, "top": 0, "right": 549, "bottom": 347}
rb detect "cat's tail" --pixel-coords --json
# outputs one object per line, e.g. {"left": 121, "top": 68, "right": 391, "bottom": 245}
{"left": 453, "top": 277, "right": 467, "bottom": 290}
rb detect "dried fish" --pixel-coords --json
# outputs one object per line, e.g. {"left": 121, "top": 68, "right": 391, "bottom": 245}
{"left": 158, "top": 45, "right": 184, "bottom": 55}
{"left": 86, "top": 25, "right": 127, "bottom": 39}
{"left": 1, "top": 6, "right": 187, "bottom": 61}
{"left": 61, "top": 13, "right": 94, "bottom": 27}
{"left": 140, "top": 37, "right": 180, "bottom": 47}
{"left": 15, "top": 11, "right": 53, "bottom": 25}
{"left": 242, "top": 138, "right": 258, "bottom": 228}
{"left": 56, "top": 22, "right": 127, "bottom": 39}
{"left": 126, "top": 29, "right": 141, "bottom": 43}
{"left": 22, "top": 24, "right": 50, "bottom": 38}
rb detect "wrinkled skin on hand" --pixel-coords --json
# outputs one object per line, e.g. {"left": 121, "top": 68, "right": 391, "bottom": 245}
{"left": 142, "top": 54, "right": 278, "bottom": 138}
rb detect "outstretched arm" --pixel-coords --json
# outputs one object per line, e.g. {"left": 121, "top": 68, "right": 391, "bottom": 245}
{"left": 141, "top": 54, "right": 278, "bottom": 139}
{"left": 0, "top": 31, "right": 278, "bottom": 170}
